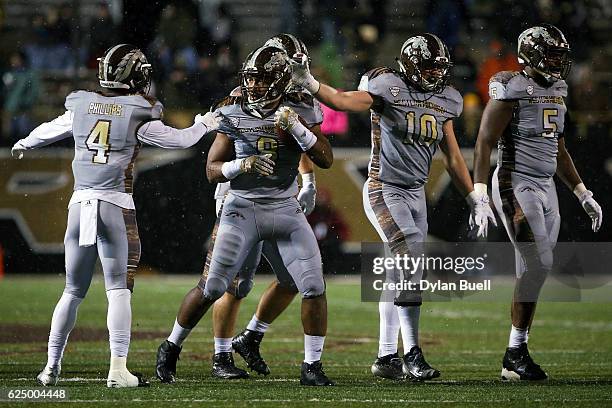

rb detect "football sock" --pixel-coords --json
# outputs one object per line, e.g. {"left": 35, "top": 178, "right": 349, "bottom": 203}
{"left": 106, "top": 289, "right": 131, "bottom": 358}
{"left": 304, "top": 334, "right": 325, "bottom": 363}
{"left": 168, "top": 318, "right": 191, "bottom": 347}
{"left": 214, "top": 337, "right": 233, "bottom": 354}
{"left": 378, "top": 301, "right": 400, "bottom": 357}
{"left": 246, "top": 314, "right": 270, "bottom": 333}
{"left": 46, "top": 292, "right": 83, "bottom": 368}
{"left": 508, "top": 325, "right": 528, "bottom": 348}
{"left": 398, "top": 305, "right": 420, "bottom": 353}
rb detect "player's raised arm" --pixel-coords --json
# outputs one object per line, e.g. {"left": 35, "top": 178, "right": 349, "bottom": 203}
{"left": 11, "top": 110, "right": 74, "bottom": 159}
{"left": 290, "top": 54, "right": 373, "bottom": 113}
{"left": 136, "top": 111, "right": 222, "bottom": 149}
{"left": 275, "top": 108, "right": 333, "bottom": 168}
{"left": 206, "top": 132, "right": 276, "bottom": 183}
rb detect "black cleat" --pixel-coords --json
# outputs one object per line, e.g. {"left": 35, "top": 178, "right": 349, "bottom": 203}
{"left": 156, "top": 340, "right": 181, "bottom": 384}
{"left": 212, "top": 352, "right": 249, "bottom": 379}
{"left": 501, "top": 343, "right": 548, "bottom": 381}
{"left": 402, "top": 346, "right": 440, "bottom": 381}
{"left": 371, "top": 353, "right": 405, "bottom": 380}
{"left": 232, "top": 329, "right": 270, "bottom": 375}
{"left": 300, "top": 361, "right": 334, "bottom": 386}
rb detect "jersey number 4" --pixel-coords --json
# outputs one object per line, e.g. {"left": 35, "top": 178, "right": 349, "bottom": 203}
{"left": 86, "top": 120, "right": 112, "bottom": 164}
{"left": 403, "top": 111, "right": 438, "bottom": 146}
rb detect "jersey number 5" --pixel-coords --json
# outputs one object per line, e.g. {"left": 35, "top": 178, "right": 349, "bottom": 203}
{"left": 86, "top": 120, "right": 112, "bottom": 164}
{"left": 403, "top": 111, "right": 438, "bottom": 146}
{"left": 542, "top": 109, "right": 558, "bottom": 138}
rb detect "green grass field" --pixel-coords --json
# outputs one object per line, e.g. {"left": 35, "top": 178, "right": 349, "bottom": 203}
{"left": 1, "top": 275, "right": 611, "bottom": 407}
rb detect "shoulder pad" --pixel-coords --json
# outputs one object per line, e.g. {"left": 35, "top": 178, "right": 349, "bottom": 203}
{"left": 211, "top": 95, "right": 242, "bottom": 112}
{"left": 442, "top": 86, "right": 464, "bottom": 117}
{"left": 488, "top": 71, "right": 523, "bottom": 101}
{"left": 358, "top": 67, "right": 399, "bottom": 97}
{"left": 142, "top": 95, "right": 159, "bottom": 106}
{"left": 64, "top": 90, "right": 88, "bottom": 110}
{"left": 364, "top": 66, "right": 397, "bottom": 80}
{"left": 489, "top": 71, "right": 521, "bottom": 86}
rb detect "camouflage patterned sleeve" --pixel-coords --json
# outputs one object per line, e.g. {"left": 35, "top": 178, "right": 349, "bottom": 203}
{"left": 488, "top": 71, "right": 523, "bottom": 101}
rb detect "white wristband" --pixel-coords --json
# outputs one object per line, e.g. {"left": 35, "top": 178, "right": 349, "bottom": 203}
{"left": 573, "top": 182, "right": 587, "bottom": 199}
{"left": 289, "top": 121, "right": 317, "bottom": 151}
{"left": 474, "top": 183, "right": 488, "bottom": 195}
{"left": 301, "top": 171, "right": 316, "bottom": 186}
{"left": 304, "top": 77, "right": 321, "bottom": 95}
{"left": 221, "top": 159, "right": 244, "bottom": 180}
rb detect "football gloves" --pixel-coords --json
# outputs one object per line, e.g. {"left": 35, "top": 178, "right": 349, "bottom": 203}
{"left": 11, "top": 141, "right": 26, "bottom": 159}
{"left": 194, "top": 112, "right": 223, "bottom": 133}
{"left": 274, "top": 106, "right": 299, "bottom": 132}
{"left": 467, "top": 190, "right": 497, "bottom": 238}
{"left": 241, "top": 154, "right": 275, "bottom": 177}
{"left": 289, "top": 53, "right": 320, "bottom": 95}
{"left": 577, "top": 190, "right": 602, "bottom": 232}
{"left": 274, "top": 106, "right": 318, "bottom": 152}
{"left": 298, "top": 172, "right": 316, "bottom": 216}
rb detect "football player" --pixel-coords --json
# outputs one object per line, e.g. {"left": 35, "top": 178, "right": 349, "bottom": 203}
{"left": 10, "top": 44, "right": 221, "bottom": 388}
{"left": 156, "top": 34, "right": 322, "bottom": 382}
{"left": 472, "top": 24, "right": 602, "bottom": 380}
{"left": 158, "top": 44, "right": 335, "bottom": 386}
{"left": 290, "top": 33, "right": 495, "bottom": 380}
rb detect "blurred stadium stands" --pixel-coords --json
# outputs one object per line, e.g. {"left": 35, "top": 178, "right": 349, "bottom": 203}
{"left": 0, "top": 0, "right": 611, "bottom": 276}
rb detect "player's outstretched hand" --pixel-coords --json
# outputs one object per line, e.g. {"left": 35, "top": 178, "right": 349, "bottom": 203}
{"left": 298, "top": 181, "right": 316, "bottom": 215}
{"left": 467, "top": 191, "right": 497, "bottom": 238}
{"left": 578, "top": 190, "right": 603, "bottom": 232}
{"left": 194, "top": 112, "right": 222, "bottom": 133}
{"left": 241, "top": 154, "right": 275, "bottom": 177}
{"left": 289, "top": 53, "right": 320, "bottom": 94}
{"left": 11, "top": 141, "right": 26, "bottom": 159}
{"left": 275, "top": 106, "right": 299, "bottom": 132}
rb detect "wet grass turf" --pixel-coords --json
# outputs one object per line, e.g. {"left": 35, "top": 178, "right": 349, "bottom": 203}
{"left": 1, "top": 275, "right": 611, "bottom": 407}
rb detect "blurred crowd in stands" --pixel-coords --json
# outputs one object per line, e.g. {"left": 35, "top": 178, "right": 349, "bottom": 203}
{"left": 1, "top": 0, "right": 611, "bottom": 146}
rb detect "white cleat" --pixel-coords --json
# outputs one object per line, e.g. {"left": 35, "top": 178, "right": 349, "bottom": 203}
{"left": 37, "top": 366, "right": 60, "bottom": 386}
{"left": 107, "top": 369, "right": 150, "bottom": 388}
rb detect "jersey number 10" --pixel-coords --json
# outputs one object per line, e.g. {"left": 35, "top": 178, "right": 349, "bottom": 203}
{"left": 403, "top": 111, "right": 438, "bottom": 146}
{"left": 86, "top": 120, "right": 112, "bottom": 164}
